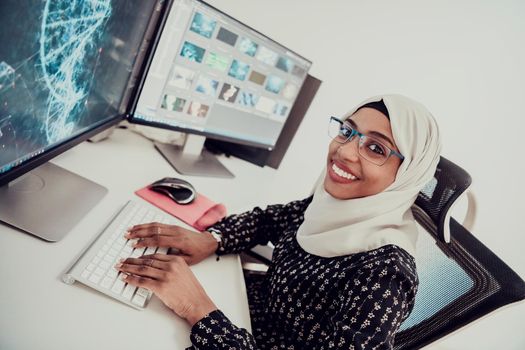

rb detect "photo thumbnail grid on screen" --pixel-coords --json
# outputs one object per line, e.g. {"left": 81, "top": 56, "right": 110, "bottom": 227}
{"left": 133, "top": 0, "right": 312, "bottom": 149}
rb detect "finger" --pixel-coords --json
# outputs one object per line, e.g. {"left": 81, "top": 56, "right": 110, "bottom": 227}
{"left": 128, "top": 222, "right": 168, "bottom": 233}
{"left": 141, "top": 253, "right": 174, "bottom": 262}
{"left": 178, "top": 254, "right": 193, "bottom": 265}
{"left": 121, "top": 256, "right": 168, "bottom": 266}
{"left": 142, "top": 253, "right": 188, "bottom": 267}
{"left": 122, "top": 254, "right": 175, "bottom": 264}
{"left": 117, "top": 260, "right": 166, "bottom": 279}
{"left": 120, "top": 273, "right": 157, "bottom": 290}
{"left": 133, "top": 236, "right": 182, "bottom": 249}
{"left": 126, "top": 224, "right": 175, "bottom": 239}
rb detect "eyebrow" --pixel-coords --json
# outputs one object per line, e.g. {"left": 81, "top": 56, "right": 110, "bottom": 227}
{"left": 346, "top": 119, "right": 397, "bottom": 149}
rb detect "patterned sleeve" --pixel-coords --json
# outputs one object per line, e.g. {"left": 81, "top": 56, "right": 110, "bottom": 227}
{"left": 207, "top": 197, "right": 311, "bottom": 255}
{"left": 321, "top": 257, "right": 418, "bottom": 349}
{"left": 189, "top": 310, "right": 257, "bottom": 349}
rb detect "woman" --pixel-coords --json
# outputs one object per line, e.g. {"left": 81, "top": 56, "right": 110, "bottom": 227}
{"left": 116, "top": 94, "right": 441, "bottom": 349}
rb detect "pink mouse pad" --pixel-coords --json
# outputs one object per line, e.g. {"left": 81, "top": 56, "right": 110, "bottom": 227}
{"left": 135, "top": 186, "right": 227, "bottom": 231}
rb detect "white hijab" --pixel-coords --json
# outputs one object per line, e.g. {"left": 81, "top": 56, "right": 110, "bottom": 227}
{"left": 296, "top": 94, "right": 442, "bottom": 258}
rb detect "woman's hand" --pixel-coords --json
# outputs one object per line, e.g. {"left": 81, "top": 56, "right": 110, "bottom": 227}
{"left": 126, "top": 223, "right": 218, "bottom": 265}
{"left": 116, "top": 254, "right": 217, "bottom": 326}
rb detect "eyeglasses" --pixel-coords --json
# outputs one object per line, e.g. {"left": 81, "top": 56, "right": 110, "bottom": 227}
{"left": 328, "top": 116, "right": 404, "bottom": 166}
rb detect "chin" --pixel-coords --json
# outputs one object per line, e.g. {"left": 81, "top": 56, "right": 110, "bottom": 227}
{"left": 323, "top": 178, "right": 355, "bottom": 200}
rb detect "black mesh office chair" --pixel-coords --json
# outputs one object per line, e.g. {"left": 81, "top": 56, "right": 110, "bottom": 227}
{"left": 393, "top": 156, "right": 525, "bottom": 349}
{"left": 243, "top": 156, "right": 525, "bottom": 348}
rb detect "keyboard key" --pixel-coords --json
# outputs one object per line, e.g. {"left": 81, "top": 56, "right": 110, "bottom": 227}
{"left": 94, "top": 267, "right": 105, "bottom": 276}
{"left": 103, "top": 255, "right": 115, "bottom": 263}
{"left": 101, "top": 276, "right": 115, "bottom": 289}
{"left": 132, "top": 293, "right": 147, "bottom": 307}
{"left": 89, "top": 273, "right": 102, "bottom": 284}
{"left": 144, "top": 246, "right": 157, "bottom": 255}
{"left": 134, "top": 247, "right": 146, "bottom": 256}
{"left": 130, "top": 249, "right": 142, "bottom": 258}
{"left": 108, "top": 248, "right": 119, "bottom": 258}
{"left": 136, "top": 287, "right": 151, "bottom": 298}
{"left": 156, "top": 247, "right": 168, "bottom": 254}
{"left": 122, "top": 284, "right": 136, "bottom": 300}
{"left": 107, "top": 268, "right": 118, "bottom": 278}
{"left": 111, "top": 277, "right": 126, "bottom": 294}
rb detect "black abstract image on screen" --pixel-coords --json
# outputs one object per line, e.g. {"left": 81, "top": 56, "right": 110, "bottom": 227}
{"left": 0, "top": 0, "right": 156, "bottom": 174}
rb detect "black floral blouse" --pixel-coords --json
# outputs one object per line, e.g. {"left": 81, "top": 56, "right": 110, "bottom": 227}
{"left": 189, "top": 197, "right": 418, "bottom": 349}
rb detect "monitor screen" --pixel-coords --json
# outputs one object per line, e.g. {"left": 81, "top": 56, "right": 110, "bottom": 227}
{"left": 0, "top": 0, "right": 159, "bottom": 179}
{"left": 132, "top": 0, "right": 312, "bottom": 149}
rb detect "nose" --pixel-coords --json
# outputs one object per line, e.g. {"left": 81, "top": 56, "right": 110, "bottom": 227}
{"left": 337, "top": 136, "right": 360, "bottom": 162}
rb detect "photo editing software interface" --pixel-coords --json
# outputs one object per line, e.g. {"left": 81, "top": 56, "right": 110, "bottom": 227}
{"left": 134, "top": 0, "right": 312, "bottom": 149}
{"left": 0, "top": 0, "right": 157, "bottom": 177}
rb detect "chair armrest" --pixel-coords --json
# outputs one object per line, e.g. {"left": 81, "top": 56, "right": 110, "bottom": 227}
{"left": 413, "top": 156, "right": 475, "bottom": 244}
{"left": 241, "top": 244, "right": 275, "bottom": 275}
{"left": 241, "top": 262, "right": 269, "bottom": 274}
{"left": 248, "top": 243, "right": 274, "bottom": 264}
{"left": 413, "top": 186, "right": 477, "bottom": 244}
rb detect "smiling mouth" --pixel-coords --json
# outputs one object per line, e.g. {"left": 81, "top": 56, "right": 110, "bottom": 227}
{"left": 331, "top": 162, "right": 358, "bottom": 180}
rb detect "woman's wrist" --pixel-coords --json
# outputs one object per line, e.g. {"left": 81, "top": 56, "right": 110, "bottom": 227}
{"left": 205, "top": 230, "right": 222, "bottom": 253}
{"left": 185, "top": 299, "right": 218, "bottom": 326}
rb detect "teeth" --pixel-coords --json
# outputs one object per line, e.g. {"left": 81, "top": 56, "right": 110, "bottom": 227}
{"left": 332, "top": 163, "right": 357, "bottom": 180}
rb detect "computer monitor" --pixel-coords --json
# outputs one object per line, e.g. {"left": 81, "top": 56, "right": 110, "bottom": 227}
{"left": 130, "top": 0, "right": 312, "bottom": 178}
{"left": 0, "top": 0, "right": 168, "bottom": 241}
{"left": 205, "top": 74, "right": 322, "bottom": 169}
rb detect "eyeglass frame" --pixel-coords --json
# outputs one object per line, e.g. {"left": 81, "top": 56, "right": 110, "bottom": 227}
{"left": 328, "top": 116, "right": 405, "bottom": 166}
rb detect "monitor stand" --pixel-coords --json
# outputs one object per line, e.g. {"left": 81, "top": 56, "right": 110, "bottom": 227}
{"left": 154, "top": 134, "right": 234, "bottom": 178}
{"left": 0, "top": 162, "right": 107, "bottom": 242}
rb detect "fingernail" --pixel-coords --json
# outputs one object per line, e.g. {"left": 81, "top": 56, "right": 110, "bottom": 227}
{"left": 115, "top": 263, "right": 122, "bottom": 269}
{"left": 124, "top": 232, "right": 131, "bottom": 238}
{"left": 119, "top": 258, "right": 125, "bottom": 263}
{"left": 120, "top": 274, "right": 127, "bottom": 280}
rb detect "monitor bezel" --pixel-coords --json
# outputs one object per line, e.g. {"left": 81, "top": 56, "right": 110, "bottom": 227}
{"left": 0, "top": 117, "right": 124, "bottom": 186}
{"left": 127, "top": 0, "right": 312, "bottom": 151}
{"left": 0, "top": 0, "right": 173, "bottom": 187}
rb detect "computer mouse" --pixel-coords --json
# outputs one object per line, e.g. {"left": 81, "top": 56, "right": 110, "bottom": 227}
{"left": 149, "top": 177, "right": 196, "bottom": 205}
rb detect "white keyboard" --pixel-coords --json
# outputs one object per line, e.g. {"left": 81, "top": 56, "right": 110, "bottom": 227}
{"left": 62, "top": 200, "right": 179, "bottom": 309}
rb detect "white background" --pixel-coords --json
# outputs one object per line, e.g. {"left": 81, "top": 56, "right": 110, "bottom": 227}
{"left": 205, "top": 0, "right": 525, "bottom": 348}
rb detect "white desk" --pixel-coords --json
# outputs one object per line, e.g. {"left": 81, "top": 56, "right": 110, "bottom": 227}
{"left": 0, "top": 128, "right": 261, "bottom": 350}
{"left": 4, "top": 128, "right": 524, "bottom": 349}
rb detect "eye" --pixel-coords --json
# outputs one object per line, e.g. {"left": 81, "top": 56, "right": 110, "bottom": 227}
{"left": 340, "top": 125, "right": 353, "bottom": 137}
{"left": 367, "top": 142, "right": 387, "bottom": 156}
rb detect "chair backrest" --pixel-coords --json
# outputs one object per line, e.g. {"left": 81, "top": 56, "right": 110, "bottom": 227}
{"left": 394, "top": 156, "right": 525, "bottom": 349}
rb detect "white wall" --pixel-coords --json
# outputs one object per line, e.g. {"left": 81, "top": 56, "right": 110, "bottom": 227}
{"left": 209, "top": 0, "right": 525, "bottom": 348}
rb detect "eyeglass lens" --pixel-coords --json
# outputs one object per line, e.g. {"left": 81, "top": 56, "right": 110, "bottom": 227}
{"left": 328, "top": 118, "right": 390, "bottom": 165}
